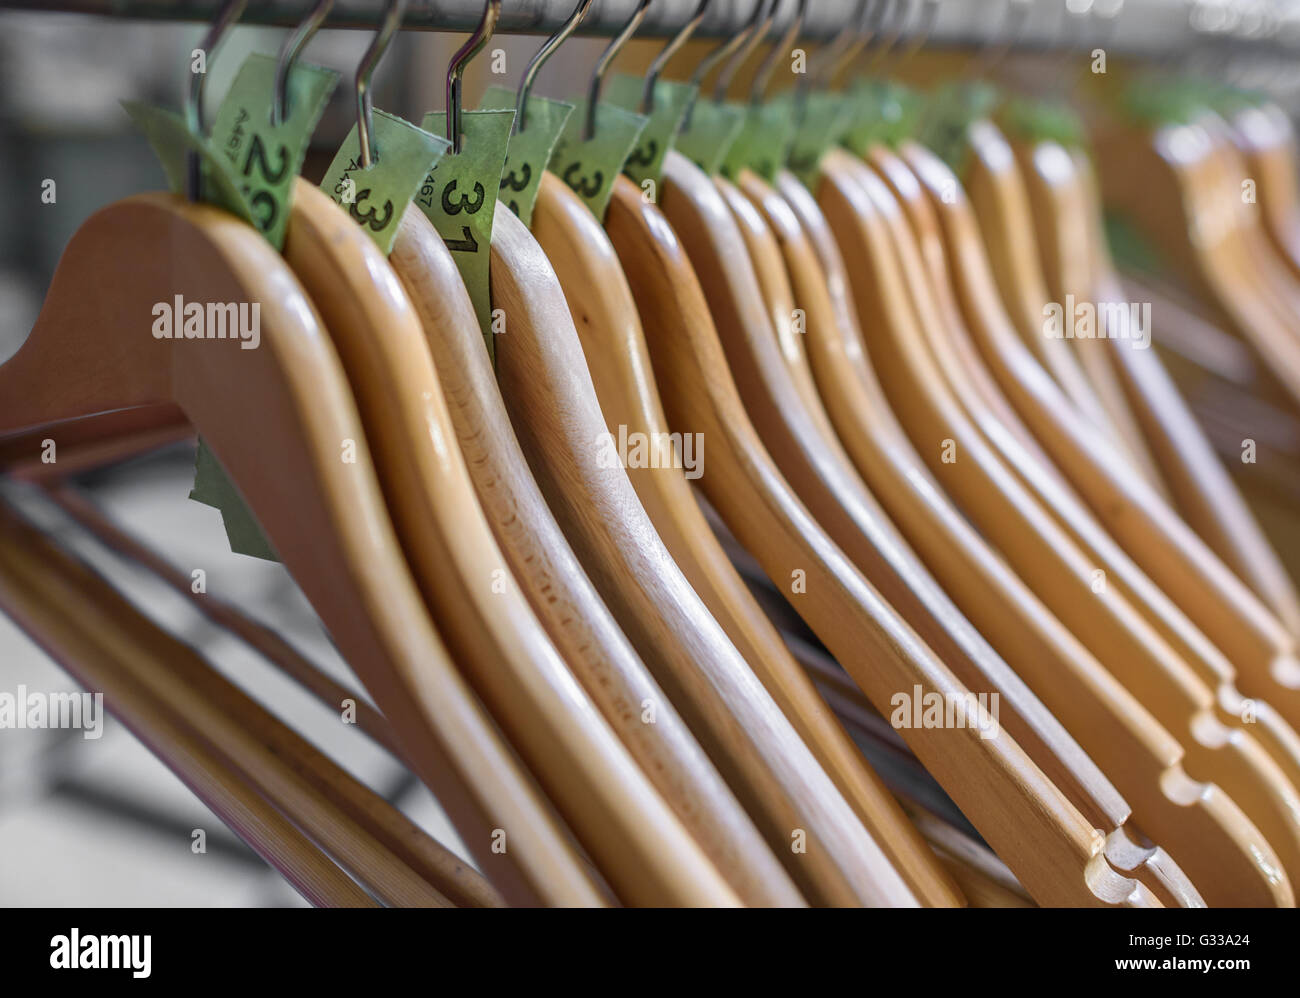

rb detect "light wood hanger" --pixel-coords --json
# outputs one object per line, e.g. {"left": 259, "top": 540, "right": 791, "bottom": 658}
{"left": 384, "top": 203, "right": 791, "bottom": 907}
{"left": 966, "top": 123, "right": 1171, "bottom": 494}
{"left": 877, "top": 142, "right": 1300, "bottom": 882}
{"left": 280, "top": 181, "right": 738, "bottom": 908}
{"left": 1063, "top": 144, "right": 1300, "bottom": 638}
{"left": 745, "top": 164, "right": 1204, "bottom": 907}
{"left": 1094, "top": 117, "right": 1300, "bottom": 415}
{"left": 929, "top": 138, "right": 1300, "bottom": 736}
{"left": 0, "top": 499, "right": 378, "bottom": 908}
{"left": 610, "top": 149, "right": 1163, "bottom": 908}
{"left": 491, "top": 194, "right": 906, "bottom": 908}
{"left": 527, "top": 171, "right": 959, "bottom": 906}
{"left": 1042, "top": 138, "right": 1300, "bottom": 638}
{"left": 0, "top": 191, "right": 605, "bottom": 907}
{"left": 0, "top": 490, "right": 464, "bottom": 906}
{"left": 962, "top": 120, "right": 1145, "bottom": 462}
{"left": 816, "top": 148, "right": 1292, "bottom": 905}
{"left": 1224, "top": 101, "right": 1300, "bottom": 281}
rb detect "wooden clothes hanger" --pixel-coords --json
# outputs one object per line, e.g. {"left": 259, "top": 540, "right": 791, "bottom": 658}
{"left": 280, "top": 181, "right": 739, "bottom": 908}
{"left": 490, "top": 199, "right": 913, "bottom": 907}
{"left": 815, "top": 148, "right": 1294, "bottom": 905}
{"left": 385, "top": 198, "right": 793, "bottom": 908}
{"left": 923, "top": 137, "right": 1300, "bottom": 736}
{"left": 1223, "top": 100, "right": 1300, "bottom": 281}
{"left": 740, "top": 164, "right": 1203, "bottom": 907}
{"left": 872, "top": 142, "right": 1300, "bottom": 859}
{"left": 1017, "top": 135, "right": 1300, "bottom": 639}
{"left": 527, "top": 171, "right": 960, "bottom": 907}
{"left": 1093, "top": 116, "right": 1300, "bottom": 415}
{"left": 0, "top": 491, "right": 480, "bottom": 907}
{"left": 611, "top": 148, "right": 1163, "bottom": 908}
{"left": 0, "top": 192, "right": 609, "bottom": 907}
{"left": 962, "top": 120, "right": 1157, "bottom": 476}
{"left": 1060, "top": 141, "right": 1300, "bottom": 637}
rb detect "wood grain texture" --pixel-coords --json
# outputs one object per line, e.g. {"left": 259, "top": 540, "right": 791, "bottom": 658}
{"left": 44, "top": 483, "right": 505, "bottom": 909}
{"left": 966, "top": 124, "right": 1170, "bottom": 495}
{"left": 0, "top": 499, "right": 380, "bottom": 908}
{"left": 757, "top": 166, "right": 1204, "bottom": 908}
{"left": 615, "top": 150, "right": 1161, "bottom": 908}
{"left": 283, "top": 183, "right": 737, "bottom": 908}
{"left": 0, "top": 191, "right": 602, "bottom": 907}
{"left": 529, "top": 171, "right": 961, "bottom": 908}
{"left": 817, "top": 149, "right": 1292, "bottom": 906}
{"left": 387, "top": 205, "right": 790, "bottom": 907}
{"left": 891, "top": 145, "right": 1300, "bottom": 877}
{"left": 492, "top": 192, "right": 917, "bottom": 907}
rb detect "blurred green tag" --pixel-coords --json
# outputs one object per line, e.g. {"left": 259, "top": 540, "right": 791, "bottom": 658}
{"left": 548, "top": 100, "right": 647, "bottom": 222}
{"left": 605, "top": 73, "right": 697, "bottom": 192}
{"left": 123, "top": 101, "right": 256, "bottom": 226}
{"left": 841, "top": 80, "right": 923, "bottom": 156}
{"left": 676, "top": 98, "right": 746, "bottom": 176}
{"left": 417, "top": 109, "right": 514, "bottom": 360}
{"left": 787, "top": 92, "right": 854, "bottom": 187}
{"left": 209, "top": 54, "right": 338, "bottom": 250}
{"left": 188, "top": 442, "right": 280, "bottom": 561}
{"left": 481, "top": 85, "right": 574, "bottom": 228}
{"left": 721, "top": 95, "right": 797, "bottom": 182}
{"left": 320, "top": 109, "right": 450, "bottom": 256}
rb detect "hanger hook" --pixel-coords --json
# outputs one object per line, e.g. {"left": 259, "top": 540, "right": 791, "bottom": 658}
{"left": 584, "top": 0, "right": 654, "bottom": 141}
{"left": 355, "top": 0, "right": 408, "bottom": 169}
{"left": 447, "top": 0, "right": 502, "bottom": 153}
{"left": 273, "top": 0, "right": 333, "bottom": 127}
{"left": 715, "top": 0, "right": 778, "bottom": 103}
{"left": 642, "top": 0, "right": 710, "bottom": 115}
{"left": 807, "top": 0, "right": 874, "bottom": 93}
{"left": 751, "top": 0, "right": 808, "bottom": 108}
{"left": 185, "top": 0, "right": 248, "bottom": 200}
{"left": 516, "top": 0, "right": 595, "bottom": 135}
{"left": 681, "top": 0, "right": 768, "bottom": 131}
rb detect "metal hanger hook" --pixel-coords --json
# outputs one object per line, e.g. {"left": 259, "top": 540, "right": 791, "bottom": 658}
{"left": 680, "top": 0, "right": 768, "bottom": 131}
{"left": 642, "top": 0, "right": 710, "bottom": 115}
{"left": 185, "top": 0, "right": 248, "bottom": 200}
{"left": 447, "top": 0, "right": 502, "bottom": 153}
{"left": 714, "top": 0, "right": 778, "bottom": 103}
{"left": 516, "top": 0, "right": 594, "bottom": 135}
{"left": 584, "top": 0, "right": 653, "bottom": 141}
{"left": 750, "top": 0, "right": 808, "bottom": 108}
{"left": 355, "top": 0, "right": 408, "bottom": 169}
{"left": 273, "top": 0, "right": 333, "bottom": 126}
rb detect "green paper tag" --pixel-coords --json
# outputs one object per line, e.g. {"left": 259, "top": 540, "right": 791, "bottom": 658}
{"left": 917, "top": 81, "right": 1003, "bottom": 179}
{"left": 209, "top": 54, "right": 338, "bottom": 250}
{"left": 999, "top": 97, "right": 1084, "bottom": 150}
{"left": 188, "top": 443, "right": 279, "bottom": 561}
{"left": 675, "top": 98, "right": 747, "bottom": 177}
{"left": 787, "top": 92, "right": 855, "bottom": 187}
{"left": 123, "top": 102, "right": 257, "bottom": 226}
{"left": 188, "top": 58, "right": 340, "bottom": 563}
{"left": 548, "top": 100, "right": 648, "bottom": 222}
{"left": 417, "top": 109, "right": 514, "bottom": 360}
{"left": 320, "top": 110, "right": 450, "bottom": 257}
{"left": 605, "top": 73, "right": 697, "bottom": 192}
{"left": 721, "top": 96, "right": 798, "bottom": 182}
{"left": 481, "top": 85, "right": 574, "bottom": 229}
{"left": 840, "top": 80, "right": 923, "bottom": 155}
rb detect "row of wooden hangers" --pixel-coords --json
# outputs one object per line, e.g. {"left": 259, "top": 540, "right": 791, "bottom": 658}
{"left": 4, "top": 0, "right": 1300, "bottom": 906}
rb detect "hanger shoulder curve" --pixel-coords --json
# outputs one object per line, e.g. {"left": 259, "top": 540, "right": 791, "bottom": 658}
{"left": 386, "top": 199, "right": 787, "bottom": 909}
